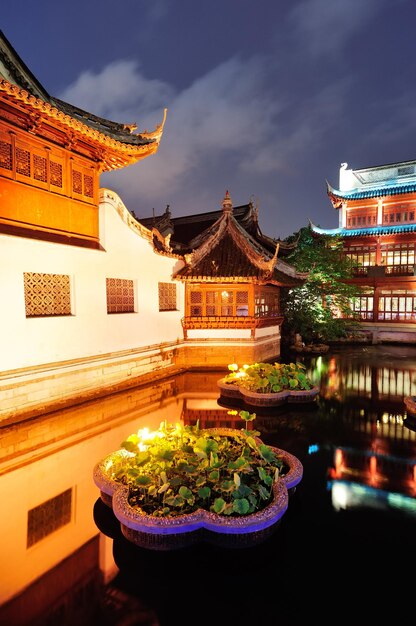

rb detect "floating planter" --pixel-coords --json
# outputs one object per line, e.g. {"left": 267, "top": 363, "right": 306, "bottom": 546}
{"left": 93, "top": 413, "right": 303, "bottom": 550}
{"left": 217, "top": 362, "right": 319, "bottom": 407}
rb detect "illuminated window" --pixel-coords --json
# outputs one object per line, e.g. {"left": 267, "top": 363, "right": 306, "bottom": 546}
{"left": 159, "top": 282, "right": 177, "bottom": 311}
{"left": 378, "top": 290, "right": 416, "bottom": 322}
{"left": 106, "top": 278, "right": 135, "bottom": 313}
{"left": 72, "top": 164, "right": 95, "bottom": 200}
{"left": 350, "top": 293, "right": 374, "bottom": 320}
{"left": 27, "top": 489, "right": 72, "bottom": 547}
{"left": 188, "top": 288, "right": 249, "bottom": 317}
{"left": 24, "top": 272, "right": 71, "bottom": 317}
{"left": 254, "top": 288, "right": 280, "bottom": 317}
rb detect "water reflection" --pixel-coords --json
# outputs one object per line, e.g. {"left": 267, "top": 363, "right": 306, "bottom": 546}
{"left": 1, "top": 345, "right": 415, "bottom": 625}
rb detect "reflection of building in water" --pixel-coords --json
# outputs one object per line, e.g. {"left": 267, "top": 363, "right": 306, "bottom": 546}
{"left": 320, "top": 405, "right": 416, "bottom": 514}
{"left": 308, "top": 353, "right": 416, "bottom": 420}
{"left": 329, "top": 441, "right": 416, "bottom": 500}
{"left": 181, "top": 397, "right": 243, "bottom": 429}
{"left": 0, "top": 377, "right": 186, "bottom": 625}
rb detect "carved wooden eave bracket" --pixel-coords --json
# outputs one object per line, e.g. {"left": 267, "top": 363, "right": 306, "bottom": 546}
{"left": 326, "top": 180, "right": 343, "bottom": 209}
{"left": 152, "top": 226, "right": 173, "bottom": 252}
{"left": 0, "top": 78, "right": 167, "bottom": 170}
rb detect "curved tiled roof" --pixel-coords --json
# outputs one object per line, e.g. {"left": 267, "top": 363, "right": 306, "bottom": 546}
{"left": 0, "top": 30, "right": 166, "bottom": 170}
{"left": 327, "top": 180, "right": 416, "bottom": 202}
{"left": 310, "top": 221, "right": 416, "bottom": 237}
{"left": 137, "top": 202, "right": 295, "bottom": 256}
{"left": 173, "top": 194, "right": 304, "bottom": 286}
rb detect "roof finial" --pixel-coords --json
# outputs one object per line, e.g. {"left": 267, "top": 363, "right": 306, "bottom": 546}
{"left": 222, "top": 190, "right": 233, "bottom": 213}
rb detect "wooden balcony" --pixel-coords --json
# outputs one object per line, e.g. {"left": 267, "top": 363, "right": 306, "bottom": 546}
{"left": 181, "top": 315, "right": 284, "bottom": 337}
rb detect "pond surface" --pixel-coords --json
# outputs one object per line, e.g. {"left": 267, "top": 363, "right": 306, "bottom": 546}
{"left": 1, "top": 344, "right": 415, "bottom": 626}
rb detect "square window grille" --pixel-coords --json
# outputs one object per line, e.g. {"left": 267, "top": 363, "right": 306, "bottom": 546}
{"left": 24, "top": 272, "right": 71, "bottom": 317}
{"left": 158, "top": 282, "right": 177, "bottom": 311}
{"left": 106, "top": 278, "right": 135, "bottom": 313}
{"left": 27, "top": 489, "right": 72, "bottom": 548}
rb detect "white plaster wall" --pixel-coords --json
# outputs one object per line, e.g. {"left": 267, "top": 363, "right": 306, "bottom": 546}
{"left": 0, "top": 189, "right": 185, "bottom": 371}
{"left": 187, "top": 328, "right": 252, "bottom": 340}
{"left": 185, "top": 325, "right": 279, "bottom": 341}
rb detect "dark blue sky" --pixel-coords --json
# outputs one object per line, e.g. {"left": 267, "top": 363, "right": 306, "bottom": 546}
{"left": 3, "top": 0, "right": 416, "bottom": 238}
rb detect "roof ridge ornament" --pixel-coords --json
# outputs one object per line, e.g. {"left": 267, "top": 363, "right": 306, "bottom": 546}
{"left": 222, "top": 190, "right": 233, "bottom": 213}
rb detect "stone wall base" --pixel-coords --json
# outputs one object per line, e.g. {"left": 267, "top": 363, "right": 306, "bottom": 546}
{"left": 0, "top": 344, "right": 182, "bottom": 425}
{"left": 0, "top": 336, "right": 281, "bottom": 424}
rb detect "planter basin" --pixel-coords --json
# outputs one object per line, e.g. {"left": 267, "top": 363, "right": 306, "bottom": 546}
{"left": 93, "top": 428, "right": 303, "bottom": 550}
{"left": 217, "top": 378, "right": 242, "bottom": 399}
{"left": 218, "top": 379, "right": 319, "bottom": 407}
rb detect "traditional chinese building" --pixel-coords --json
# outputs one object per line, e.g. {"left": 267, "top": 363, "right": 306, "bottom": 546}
{"left": 139, "top": 191, "right": 304, "bottom": 366}
{"left": 0, "top": 30, "right": 186, "bottom": 421}
{"left": 0, "top": 31, "right": 302, "bottom": 421}
{"left": 311, "top": 161, "right": 416, "bottom": 343}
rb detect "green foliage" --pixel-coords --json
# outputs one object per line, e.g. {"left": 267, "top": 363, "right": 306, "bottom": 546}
{"left": 107, "top": 412, "right": 287, "bottom": 518}
{"left": 281, "top": 225, "right": 363, "bottom": 343}
{"left": 232, "top": 361, "right": 314, "bottom": 394}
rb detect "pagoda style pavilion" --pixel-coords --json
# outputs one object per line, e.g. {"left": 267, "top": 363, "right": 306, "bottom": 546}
{"left": 311, "top": 161, "right": 416, "bottom": 340}
{"left": 139, "top": 191, "right": 304, "bottom": 365}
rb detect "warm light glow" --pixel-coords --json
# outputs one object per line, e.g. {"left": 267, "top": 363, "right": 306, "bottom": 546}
{"left": 137, "top": 426, "right": 165, "bottom": 451}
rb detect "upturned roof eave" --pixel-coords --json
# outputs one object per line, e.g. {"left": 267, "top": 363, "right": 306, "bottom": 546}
{"left": 0, "top": 78, "right": 166, "bottom": 169}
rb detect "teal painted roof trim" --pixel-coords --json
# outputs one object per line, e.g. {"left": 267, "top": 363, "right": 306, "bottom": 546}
{"left": 310, "top": 222, "right": 416, "bottom": 237}
{"left": 328, "top": 182, "right": 416, "bottom": 200}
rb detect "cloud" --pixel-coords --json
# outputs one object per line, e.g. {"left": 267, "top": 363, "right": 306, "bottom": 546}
{"left": 57, "top": 43, "right": 352, "bottom": 226}
{"left": 59, "top": 60, "right": 174, "bottom": 124}
{"left": 288, "top": 0, "right": 387, "bottom": 58}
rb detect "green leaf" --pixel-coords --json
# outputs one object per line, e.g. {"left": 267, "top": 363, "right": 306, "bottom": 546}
{"left": 258, "top": 466, "right": 272, "bottom": 484}
{"left": 178, "top": 486, "right": 193, "bottom": 499}
{"left": 259, "top": 444, "right": 276, "bottom": 463}
{"left": 194, "top": 437, "right": 218, "bottom": 454}
{"left": 134, "top": 475, "right": 152, "bottom": 486}
{"left": 220, "top": 480, "right": 235, "bottom": 493}
{"left": 198, "top": 486, "right": 211, "bottom": 499}
{"left": 258, "top": 485, "right": 271, "bottom": 500}
{"left": 208, "top": 469, "right": 220, "bottom": 482}
{"left": 212, "top": 498, "right": 226, "bottom": 514}
{"left": 232, "top": 498, "right": 250, "bottom": 515}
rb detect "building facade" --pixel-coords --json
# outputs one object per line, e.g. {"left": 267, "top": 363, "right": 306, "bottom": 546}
{"left": 312, "top": 161, "right": 416, "bottom": 343}
{"left": 139, "top": 191, "right": 304, "bottom": 367}
{"left": 0, "top": 32, "right": 301, "bottom": 422}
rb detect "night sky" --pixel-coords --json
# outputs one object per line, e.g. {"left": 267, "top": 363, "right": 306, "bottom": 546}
{"left": 3, "top": 0, "right": 416, "bottom": 239}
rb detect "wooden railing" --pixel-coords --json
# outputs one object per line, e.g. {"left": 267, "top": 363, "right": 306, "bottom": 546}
{"left": 181, "top": 315, "right": 284, "bottom": 333}
{"left": 352, "top": 265, "right": 415, "bottom": 277}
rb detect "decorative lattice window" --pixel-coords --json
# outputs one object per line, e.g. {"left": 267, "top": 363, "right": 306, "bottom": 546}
{"left": 33, "top": 154, "right": 47, "bottom": 182}
{"left": 84, "top": 174, "right": 94, "bottom": 198}
{"left": 50, "top": 160, "right": 63, "bottom": 188}
{"left": 24, "top": 272, "right": 72, "bottom": 317}
{"left": 0, "top": 140, "right": 12, "bottom": 170}
{"left": 236, "top": 290, "right": 249, "bottom": 316}
{"left": 72, "top": 170, "right": 82, "bottom": 194}
{"left": 190, "top": 290, "right": 203, "bottom": 316}
{"left": 158, "top": 282, "right": 177, "bottom": 311}
{"left": 16, "top": 147, "right": 30, "bottom": 176}
{"left": 27, "top": 489, "right": 72, "bottom": 548}
{"left": 220, "top": 290, "right": 234, "bottom": 316}
{"left": 189, "top": 288, "right": 250, "bottom": 317}
{"left": 106, "top": 278, "right": 135, "bottom": 313}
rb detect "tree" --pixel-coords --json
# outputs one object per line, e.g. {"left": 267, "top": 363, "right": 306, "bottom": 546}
{"left": 281, "top": 225, "right": 363, "bottom": 344}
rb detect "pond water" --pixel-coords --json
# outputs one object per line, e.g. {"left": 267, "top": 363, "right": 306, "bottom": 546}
{"left": 1, "top": 344, "right": 415, "bottom": 626}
